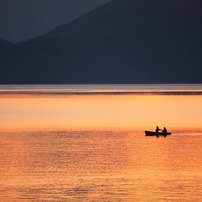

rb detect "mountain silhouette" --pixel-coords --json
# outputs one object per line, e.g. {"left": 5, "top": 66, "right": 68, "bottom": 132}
{"left": 0, "top": 0, "right": 202, "bottom": 84}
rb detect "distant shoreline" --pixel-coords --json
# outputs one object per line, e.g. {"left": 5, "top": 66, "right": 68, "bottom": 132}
{"left": 1, "top": 91, "right": 202, "bottom": 96}
{"left": 0, "top": 84, "right": 202, "bottom": 96}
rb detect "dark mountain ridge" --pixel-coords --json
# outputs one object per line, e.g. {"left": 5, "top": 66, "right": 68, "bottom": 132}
{"left": 0, "top": 0, "right": 202, "bottom": 84}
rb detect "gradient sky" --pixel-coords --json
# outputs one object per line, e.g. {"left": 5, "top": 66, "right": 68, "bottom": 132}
{"left": 0, "top": 0, "right": 110, "bottom": 43}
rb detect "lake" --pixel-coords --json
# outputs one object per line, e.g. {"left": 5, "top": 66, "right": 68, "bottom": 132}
{"left": 0, "top": 84, "right": 202, "bottom": 201}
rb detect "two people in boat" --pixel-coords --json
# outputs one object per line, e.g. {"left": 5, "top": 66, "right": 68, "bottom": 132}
{"left": 156, "top": 126, "right": 167, "bottom": 134}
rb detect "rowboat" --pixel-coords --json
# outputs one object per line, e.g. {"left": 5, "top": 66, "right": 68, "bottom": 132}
{"left": 145, "top": 130, "right": 171, "bottom": 137}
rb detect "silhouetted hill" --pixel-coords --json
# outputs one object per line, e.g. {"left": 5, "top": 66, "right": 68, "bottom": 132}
{"left": 0, "top": 39, "right": 13, "bottom": 53}
{"left": 0, "top": 0, "right": 202, "bottom": 84}
{"left": 0, "top": 39, "right": 14, "bottom": 68}
{"left": 0, "top": 39, "right": 13, "bottom": 46}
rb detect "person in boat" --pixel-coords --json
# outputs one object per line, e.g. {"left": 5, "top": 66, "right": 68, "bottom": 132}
{"left": 156, "top": 126, "right": 161, "bottom": 133}
{"left": 163, "top": 127, "right": 167, "bottom": 134}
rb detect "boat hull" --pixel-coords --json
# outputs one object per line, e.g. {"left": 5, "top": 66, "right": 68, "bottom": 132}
{"left": 145, "top": 131, "right": 171, "bottom": 137}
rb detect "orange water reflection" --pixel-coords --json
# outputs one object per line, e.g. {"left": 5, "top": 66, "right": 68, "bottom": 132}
{"left": 0, "top": 94, "right": 202, "bottom": 131}
{"left": 0, "top": 130, "right": 201, "bottom": 201}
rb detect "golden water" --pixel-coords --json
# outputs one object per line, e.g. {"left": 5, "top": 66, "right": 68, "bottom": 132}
{"left": 0, "top": 85, "right": 202, "bottom": 201}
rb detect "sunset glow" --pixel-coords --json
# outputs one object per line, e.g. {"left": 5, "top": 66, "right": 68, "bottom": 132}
{"left": 0, "top": 85, "right": 202, "bottom": 201}
{"left": 0, "top": 94, "right": 202, "bottom": 131}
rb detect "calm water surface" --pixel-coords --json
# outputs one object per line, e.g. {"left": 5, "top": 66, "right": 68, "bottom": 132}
{"left": 0, "top": 84, "right": 202, "bottom": 201}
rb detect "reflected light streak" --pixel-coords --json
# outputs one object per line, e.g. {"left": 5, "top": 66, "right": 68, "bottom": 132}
{"left": 0, "top": 95, "right": 202, "bottom": 131}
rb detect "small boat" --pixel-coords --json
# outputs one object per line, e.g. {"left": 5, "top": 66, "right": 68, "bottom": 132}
{"left": 145, "top": 130, "right": 171, "bottom": 137}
